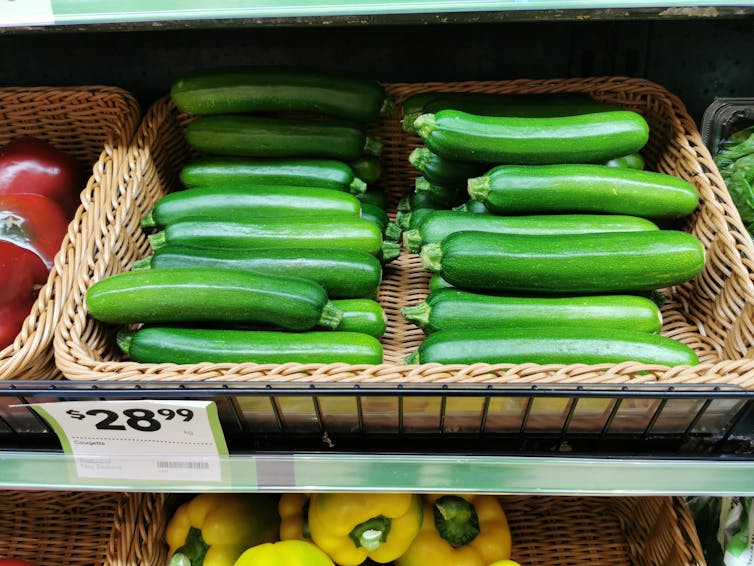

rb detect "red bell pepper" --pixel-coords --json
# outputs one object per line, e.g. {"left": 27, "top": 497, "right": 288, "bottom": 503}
{"left": 0, "top": 136, "right": 82, "bottom": 218}
{"left": 0, "top": 193, "right": 68, "bottom": 269}
{"left": 0, "top": 559, "right": 38, "bottom": 566}
{"left": 0, "top": 240, "right": 42, "bottom": 350}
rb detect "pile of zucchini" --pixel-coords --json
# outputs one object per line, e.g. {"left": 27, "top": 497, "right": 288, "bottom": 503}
{"left": 400, "top": 91, "right": 705, "bottom": 367}
{"left": 86, "top": 68, "right": 400, "bottom": 366}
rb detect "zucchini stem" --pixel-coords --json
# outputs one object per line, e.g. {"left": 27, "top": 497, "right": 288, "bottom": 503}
{"left": 116, "top": 330, "right": 134, "bottom": 355}
{"left": 401, "top": 302, "right": 431, "bottom": 329}
{"left": 140, "top": 212, "right": 158, "bottom": 229}
{"left": 379, "top": 97, "right": 395, "bottom": 118}
{"left": 413, "top": 113, "right": 437, "bottom": 140}
{"left": 385, "top": 222, "right": 403, "bottom": 242}
{"left": 467, "top": 176, "right": 491, "bottom": 203}
{"left": 408, "top": 147, "right": 431, "bottom": 171}
{"left": 397, "top": 196, "right": 412, "bottom": 213}
{"left": 363, "top": 136, "right": 384, "bottom": 157}
{"left": 381, "top": 241, "right": 401, "bottom": 263}
{"left": 147, "top": 231, "right": 168, "bottom": 251}
{"left": 403, "top": 229, "right": 423, "bottom": 253}
{"left": 405, "top": 350, "right": 421, "bottom": 364}
{"left": 395, "top": 211, "right": 411, "bottom": 230}
{"left": 414, "top": 176, "right": 432, "bottom": 194}
{"left": 420, "top": 243, "right": 443, "bottom": 273}
{"left": 318, "top": 302, "right": 344, "bottom": 329}
{"left": 130, "top": 256, "right": 153, "bottom": 270}
{"left": 402, "top": 111, "right": 422, "bottom": 133}
{"left": 349, "top": 177, "right": 368, "bottom": 195}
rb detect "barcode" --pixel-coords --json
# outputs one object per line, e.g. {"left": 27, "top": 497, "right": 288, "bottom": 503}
{"left": 156, "top": 461, "right": 210, "bottom": 470}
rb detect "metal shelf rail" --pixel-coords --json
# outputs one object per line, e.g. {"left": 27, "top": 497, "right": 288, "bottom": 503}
{"left": 1, "top": 380, "right": 753, "bottom": 494}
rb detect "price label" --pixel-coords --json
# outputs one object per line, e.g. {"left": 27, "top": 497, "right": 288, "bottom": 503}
{"left": 1, "top": 0, "right": 54, "bottom": 27}
{"left": 32, "top": 400, "right": 228, "bottom": 482}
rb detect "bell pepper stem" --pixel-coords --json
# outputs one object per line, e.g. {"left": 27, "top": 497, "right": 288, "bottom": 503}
{"left": 433, "top": 496, "right": 481, "bottom": 547}
{"left": 170, "top": 526, "right": 209, "bottom": 566}
{"left": 349, "top": 515, "right": 392, "bottom": 552}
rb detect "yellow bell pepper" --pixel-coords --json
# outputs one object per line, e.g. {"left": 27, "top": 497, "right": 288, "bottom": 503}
{"left": 396, "top": 494, "right": 511, "bottom": 566}
{"left": 488, "top": 561, "right": 521, "bottom": 566}
{"left": 309, "top": 493, "right": 423, "bottom": 566}
{"left": 233, "top": 539, "right": 334, "bottom": 566}
{"left": 165, "top": 493, "right": 280, "bottom": 566}
{"left": 279, "top": 493, "right": 311, "bottom": 541}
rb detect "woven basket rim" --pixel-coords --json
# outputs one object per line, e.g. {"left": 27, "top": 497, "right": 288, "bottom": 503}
{"left": 52, "top": 75, "right": 754, "bottom": 388}
{"left": 0, "top": 85, "right": 141, "bottom": 380}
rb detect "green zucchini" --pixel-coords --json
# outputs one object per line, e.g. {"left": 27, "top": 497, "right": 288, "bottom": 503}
{"left": 402, "top": 289, "right": 662, "bottom": 334}
{"left": 356, "top": 187, "right": 387, "bottom": 210}
{"left": 119, "top": 326, "right": 384, "bottom": 365}
{"left": 326, "top": 299, "right": 387, "bottom": 338}
{"left": 405, "top": 326, "right": 698, "bottom": 366}
{"left": 604, "top": 153, "right": 644, "bottom": 170}
{"left": 408, "top": 148, "right": 487, "bottom": 186}
{"left": 86, "top": 268, "right": 342, "bottom": 330}
{"left": 141, "top": 185, "right": 362, "bottom": 228}
{"left": 147, "top": 216, "right": 400, "bottom": 261}
{"left": 415, "top": 110, "right": 649, "bottom": 164}
{"left": 404, "top": 211, "right": 659, "bottom": 253}
{"left": 348, "top": 155, "right": 382, "bottom": 184}
{"left": 186, "top": 115, "right": 382, "bottom": 161}
{"left": 467, "top": 164, "right": 698, "bottom": 219}
{"left": 397, "top": 192, "right": 445, "bottom": 213}
{"left": 415, "top": 176, "right": 466, "bottom": 207}
{"left": 402, "top": 91, "right": 623, "bottom": 133}
{"left": 422, "top": 230, "right": 705, "bottom": 294}
{"left": 171, "top": 68, "right": 392, "bottom": 122}
{"left": 131, "top": 245, "right": 382, "bottom": 299}
{"left": 180, "top": 157, "right": 367, "bottom": 194}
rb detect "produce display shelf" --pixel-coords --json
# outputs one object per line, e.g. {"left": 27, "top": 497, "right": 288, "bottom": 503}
{"left": 1, "top": 380, "right": 753, "bottom": 493}
{"left": 3, "top": 0, "right": 753, "bottom": 32}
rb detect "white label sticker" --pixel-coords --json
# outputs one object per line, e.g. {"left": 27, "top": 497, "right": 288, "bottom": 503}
{"left": 32, "top": 400, "right": 228, "bottom": 482}
{"left": 0, "top": 0, "right": 54, "bottom": 26}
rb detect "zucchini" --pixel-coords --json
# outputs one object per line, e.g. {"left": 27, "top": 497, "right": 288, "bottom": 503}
{"left": 415, "top": 176, "right": 466, "bottom": 207}
{"left": 186, "top": 115, "right": 382, "bottom": 161}
{"left": 604, "top": 153, "right": 644, "bottom": 170}
{"left": 180, "top": 157, "right": 367, "bottom": 195}
{"left": 415, "top": 110, "right": 649, "bottom": 164}
{"left": 404, "top": 211, "right": 659, "bottom": 253}
{"left": 402, "top": 91, "right": 622, "bottom": 132}
{"left": 327, "top": 299, "right": 387, "bottom": 338}
{"left": 348, "top": 155, "right": 382, "bottom": 184}
{"left": 361, "top": 203, "right": 401, "bottom": 241}
{"left": 405, "top": 326, "right": 698, "bottom": 366}
{"left": 86, "top": 268, "right": 342, "bottom": 330}
{"left": 429, "top": 274, "right": 455, "bottom": 292}
{"left": 119, "top": 326, "right": 384, "bottom": 365}
{"left": 402, "top": 289, "right": 662, "bottom": 334}
{"left": 147, "top": 216, "right": 400, "bottom": 261}
{"left": 141, "top": 185, "right": 362, "bottom": 228}
{"left": 171, "top": 67, "right": 392, "bottom": 122}
{"left": 408, "top": 148, "right": 486, "bottom": 186}
{"left": 397, "top": 192, "right": 445, "bottom": 213}
{"left": 467, "top": 164, "right": 698, "bottom": 219}
{"left": 131, "top": 245, "right": 382, "bottom": 299}
{"left": 422, "top": 230, "right": 705, "bottom": 294}
{"left": 356, "top": 187, "right": 387, "bottom": 210}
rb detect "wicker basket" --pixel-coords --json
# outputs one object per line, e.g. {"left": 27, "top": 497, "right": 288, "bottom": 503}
{"left": 54, "top": 77, "right": 754, "bottom": 387}
{"left": 0, "top": 86, "right": 140, "bottom": 380}
{"left": 0, "top": 490, "right": 144, "bottom": 566}
{"left": 131, "top": 494, "right": 706, "bottom": 566}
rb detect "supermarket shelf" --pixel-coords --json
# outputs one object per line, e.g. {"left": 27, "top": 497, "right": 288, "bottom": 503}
{"left": 0, "top": 381, "right": 753, "bottom": 492}
{"left": 2, "top": 1, "right": 753, "bottom": 32}
{"left": 0, "top": 450, "right": 753, "bottom": 494}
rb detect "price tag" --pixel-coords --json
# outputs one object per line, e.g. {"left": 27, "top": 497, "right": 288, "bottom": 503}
{"left": 32, "top": 400, "right": 228, "bottom": 482}
{"left": 1, "top": 0, "right": 54, "bottom": 27}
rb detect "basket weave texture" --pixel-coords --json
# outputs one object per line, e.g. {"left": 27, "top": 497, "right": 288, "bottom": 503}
{"left": 0, "top": 86, "right": 140, "bottom": 380}
{"left": 131, "top": 494, "right": 706, "bottom": 566}
{"left": 53, "top": 77, "right": 754, "bottom": 387}
{"left": 0, "top": 490, "right": 143, "bottom": 566}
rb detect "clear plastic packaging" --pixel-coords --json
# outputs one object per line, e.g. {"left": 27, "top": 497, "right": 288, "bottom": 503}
{"left": 701, "top": 97, "right": 754, "bottom": 156}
